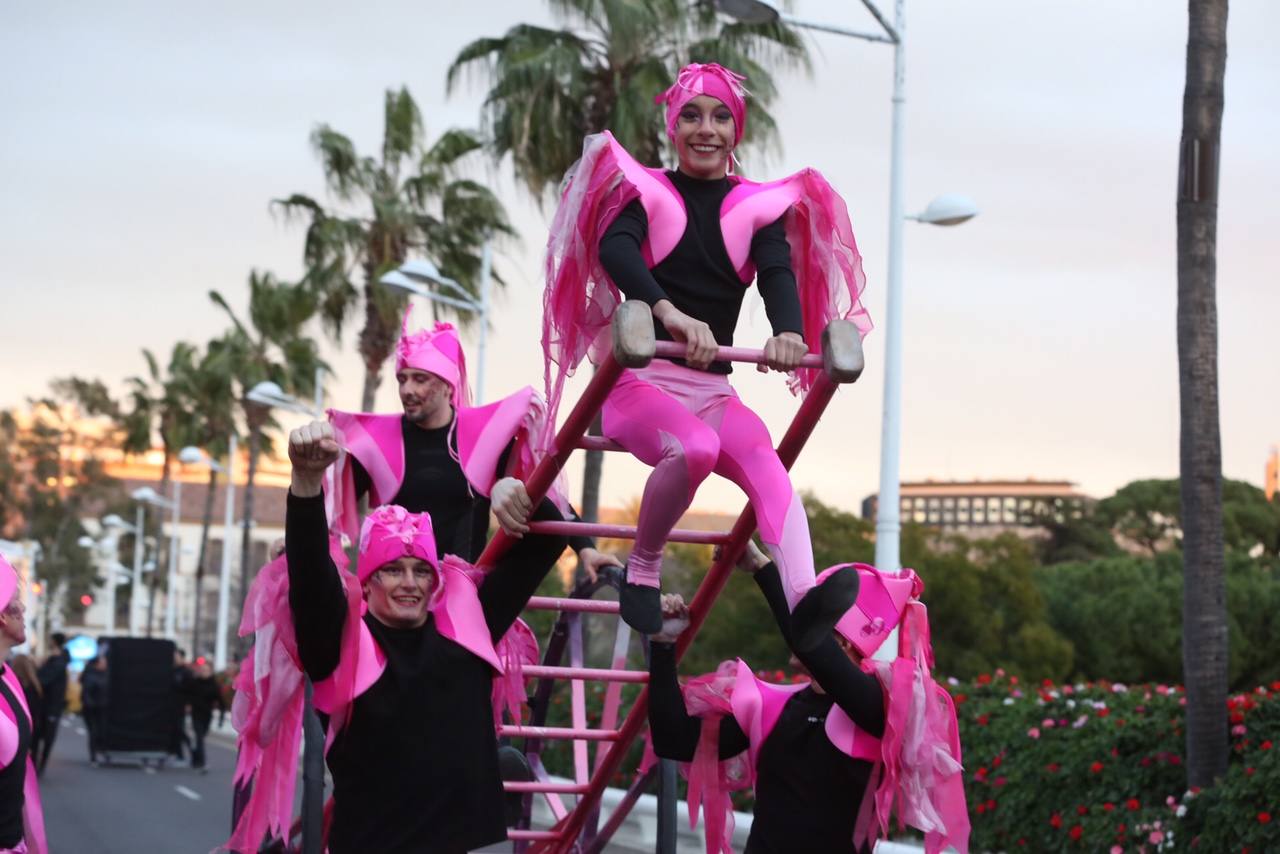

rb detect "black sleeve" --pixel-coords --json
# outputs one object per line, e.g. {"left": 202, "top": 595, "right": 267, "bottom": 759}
{"left": 566, "top": 505, "right": 596, "bottom": 555}
{"left": 754, "top": 564, "right": 886, "bottom": 738}
{"left": 752, "top": 215, "right": 803, "bottom": 337}
{"left": 350, "top": 455, "right": 372, "bottom": 501}
{"left": 598, "top": 200, "right": 669, "bottom": 306}
{"left": 648, "top": 643, "right": 751, "bottom": 762}
{"left": 494, "top": 436, "right": 595, "bottom": 554}
{"left": 285, "top": 492, "right": 350, "bottom": 683}
{"left": 479, "top": 498, "right": 571, "bottom": 641}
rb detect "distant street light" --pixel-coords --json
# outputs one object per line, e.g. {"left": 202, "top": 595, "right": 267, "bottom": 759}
{"left": 380, "top": 245, "right": 492, "bottom": 404}
{"left": 180, "top": 444, "right": 239, "bottom": 669}
{"left": 133, "top": 482, "right": 180, "bottom": 639}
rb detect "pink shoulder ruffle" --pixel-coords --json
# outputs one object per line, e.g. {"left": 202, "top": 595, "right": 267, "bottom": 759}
{"left": 858, "top": 602, "right": 971, "bottom": 854}
{"left": 782, "top": 168, "right": 874, "bottom": 395}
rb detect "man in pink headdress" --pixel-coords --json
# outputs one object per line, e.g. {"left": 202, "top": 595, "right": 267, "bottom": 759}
{"left": 543, "top": 62, "right": 872, "bottom": 643}
{"left": 645, "top": 542, "right": 969, "bottom": 854}
{"left": 327, "top": 309, "right": 617, "bottom": 575}
{"left": 228, "top": 423, "right": 572, "bottom": 854}
{"left": 0, "top": 555, "right": 47, "bottom": 854}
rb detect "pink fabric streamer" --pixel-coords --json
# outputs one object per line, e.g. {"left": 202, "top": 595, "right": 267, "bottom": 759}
{"left": 857, "top": 601, "right": 971, "bottom": 854}
{"left": 491, "top": 617, "right": 539, "bottom": 726}
{"left": 224, "top": 538, "right": 357, "bottom": 853}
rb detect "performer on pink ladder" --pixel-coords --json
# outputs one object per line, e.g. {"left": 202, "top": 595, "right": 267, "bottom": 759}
{"left": 543, "top": 62, "right": 873, "bottom": 644}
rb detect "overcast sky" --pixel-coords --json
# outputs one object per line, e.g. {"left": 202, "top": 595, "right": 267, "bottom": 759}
{"left": 2, "top": 1, "right": 1277, "bottom": 515}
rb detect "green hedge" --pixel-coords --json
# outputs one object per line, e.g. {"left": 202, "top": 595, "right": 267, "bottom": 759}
{"left": 958, "top": 671, "right": 1280, "bottom": 852}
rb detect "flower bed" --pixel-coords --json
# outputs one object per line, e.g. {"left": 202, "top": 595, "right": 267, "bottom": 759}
{"left": 958, "top": 670, "right": 1280, "bottom": 852}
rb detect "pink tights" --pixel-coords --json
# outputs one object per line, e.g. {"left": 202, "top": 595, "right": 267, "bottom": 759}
{"left": 602, "top": 360, "right": 815, "bottom": 611}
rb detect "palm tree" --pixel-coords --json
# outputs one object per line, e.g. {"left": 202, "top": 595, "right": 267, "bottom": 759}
{"left": 121, "top": 343, "right": 203, "bottom": 635}
{"left": 211, "top": 272, "right": 324, "bottom": 629}
{"left": 1176, "top": 0, "right": 1230, "bottom": 788}
{"left": 275, "top": 88, "right": 515, "bottom": 412}
{"left": 181, "top": 345, "right": 238, "bottom": 658}
{"left": 448, "top": 0, "right": 809, "bottom": 519}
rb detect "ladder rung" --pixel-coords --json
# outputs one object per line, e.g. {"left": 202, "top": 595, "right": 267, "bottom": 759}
{"left": 525, "top": 596, "right": 620, "bottom": 614}
{"left": 577, "top": 435, "right": 627, "bottom": 453}
{"left": 507, "top": 829, "right": 563, "bottom": 841}
{"left": 528, "top": 520, "right": 730, "bottom": 545}
{"left": 500, "top": 725, "right": 620, "bottom": 741}
{"left": 522, "top": 665, "right": 648, "bottom": 684}
{"left": 653, "top": 339, "right": 825, "bottom": 370}
{"left": 503, "top": 781, "right": 590, "bottom": 794}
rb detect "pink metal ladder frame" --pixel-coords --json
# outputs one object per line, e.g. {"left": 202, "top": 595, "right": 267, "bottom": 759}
{"left": 474, "top": 301, "right": 865, "bottom": 853}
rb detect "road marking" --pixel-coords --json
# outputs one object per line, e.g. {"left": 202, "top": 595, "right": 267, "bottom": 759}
{"left": 175, "top": 785, "right": 202, "bottom": 801}
{"left": 75, "top": 727, "right": 87, "bottom": 736}
{"left": 143, "top": 766, "right": 157, "bottom": 775}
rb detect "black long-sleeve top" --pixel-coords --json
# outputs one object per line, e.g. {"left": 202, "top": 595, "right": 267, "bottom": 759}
{"left": 183, "top": 675, "right": 226, "bottom": 727}
{"left": 648, "top": 565, "right": 885, "bottom": 854}
{"left": 598, "top": 170, "right": 803, "bottom": 375}
{"left": 0, "top": 668, "right": 31, "bottom": 849}
{"left": 285, "top": 490, "right": 569, "bottom": 854}
{"left": 350, "top": 415, "right": 594, "bottom": 561}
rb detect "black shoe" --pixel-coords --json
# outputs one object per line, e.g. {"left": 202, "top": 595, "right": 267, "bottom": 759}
{"left": 498, "top": 745, "right": 533, "bottom": 827}
{"left": 790, "top": 567, "right": 860, "bottom": 652}
{"left": 619, "top": 580, "right": 663, "bottom": 635}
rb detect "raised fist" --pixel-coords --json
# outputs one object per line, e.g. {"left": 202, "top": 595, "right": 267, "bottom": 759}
{"left": 288, "top": 420, "right": 340, "bottom": 476}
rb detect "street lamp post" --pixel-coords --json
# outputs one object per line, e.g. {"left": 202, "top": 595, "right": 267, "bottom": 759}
{"left": 713, "top": 0, "right": 977, "bottom": 576}
{"left": 216, "top": 435, "right": 237, "bottom": 671}
{"left": 132, "top": 486, "right": 176, "bottom": 638}
{"left": 380, "top": 249, "right": 491, "bottom": 404}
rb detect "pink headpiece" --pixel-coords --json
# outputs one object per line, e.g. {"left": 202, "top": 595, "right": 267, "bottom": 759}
{"left": 815, "top": 563, "right": 924, "bottom": 659}
{"left": 0, "top": 554, "right": 16, "bottom": 610}
{"left": 355, "top": 505, "right": 439, "bottom": 584}
{"left": 655, "top": 63, "right": 749, "bottom": 148}
{"left": 394, "top": 306, "right": 471, "bottom": 408}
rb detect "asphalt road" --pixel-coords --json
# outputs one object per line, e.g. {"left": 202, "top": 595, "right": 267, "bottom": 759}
{"left": 39, "top": 715, "right": 240, "bottom": 853}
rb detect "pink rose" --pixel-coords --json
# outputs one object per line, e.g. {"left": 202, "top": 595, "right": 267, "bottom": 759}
{"left": 1027, "top": 727, "right": 1041, "bottom": 739}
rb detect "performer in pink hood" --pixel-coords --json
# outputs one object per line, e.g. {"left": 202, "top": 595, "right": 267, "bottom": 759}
{"left": 226, "top": 424, "right": 571, "bottom": 854}
{"left": 645, "top": 542, "right": 969, "bottom": 854}
{"left": 0, "top": 555, "right": 47, "bottom": 854}
{"left": 327, "top": 308, "right": 618, "bottom": 578}
{"left": 543, "top": 62, "right": 872, "bottom": 644}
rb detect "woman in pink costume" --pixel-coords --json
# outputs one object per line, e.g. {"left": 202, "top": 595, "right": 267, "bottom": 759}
{"left": 543, "top": 62, "right": 873, "bottom": 644}
{"left": 0, "top": 556, "right": 47, "bottom": 854}
{"left": 645, "top": 543, "right": 969, "bottom": 854}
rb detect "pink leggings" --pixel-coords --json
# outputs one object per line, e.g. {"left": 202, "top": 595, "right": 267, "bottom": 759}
{"left": 602, "top": 361, "right": 815, "bottom": 610}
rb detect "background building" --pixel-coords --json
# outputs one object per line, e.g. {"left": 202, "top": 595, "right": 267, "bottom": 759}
{"left": 862, "top": 478, "right": 1093, "bottom": 537}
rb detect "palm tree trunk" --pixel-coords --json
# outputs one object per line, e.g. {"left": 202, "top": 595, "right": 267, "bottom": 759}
{"left": 192, "top": 464, "right": 217, "bottom": 657}
{"left": 237, "top": 423, "right": 262, "bottom": 656}
{"left": 1177, "top": 0, "right": 1230, "bottom": 789}
{"left": 359, "top": 282, "right": 395, "bottom": 412}
{"left": 146, "top": 450, "right": 174, "bottom": 637}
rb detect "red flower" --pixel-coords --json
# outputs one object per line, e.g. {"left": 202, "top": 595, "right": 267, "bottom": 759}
{"left": 1230, "top": 711, "right": 1245, "bottom": 724}
{"left": 953, "top": 693, "right": 967, "bottom": 704}
{"left": 1097, "top": 707, "right": 1111, "bottom": 717}
{"left": 1168, "top": 753, "right": 1182, "bottom": 765}
{"left": 978, "top": 673, "right": 992, "bottom": 685}
{"left": 1259, "top": 812, "right": 1272, "bottom": 824}
{"left": 1262, "top": 740, "right": 1273, "bottom": 751}
{"left": 975, "top": 804, "right": 985, "bottom": 815}
{"left": 992, "top": 754, "right": 1003, "bottom": 768}
{"left": 1117, "top": 823, "right": 1126, "bottom": 834}
{"left": 1042, "top": 678, "right": 1055, "bottom": 687}
{"left": 1077, "top": 805, "right": 1089, "bottom": 815}
{"left": 1017, "top": 839, "right": 1027, "bottom": 847}
{"left": 1009, "top": 676, "right": 1018, "bottom": 685}
{"left": 1047, "top": 763, "right": 1061, "bottom": 773}
{"left": 986, "top": 799, "right": 996, "bottom": 812}
{"left": 1090, "top": 761, "right": 1104, "bottom": 774}
{"left": 1069, "top": 825, "right": 1083, "bottom": 841}
{"left": 976, "top": 714, "right": 990, "bottom": 727}
{"left": 1103, "top": 802, "right": 1115, "bottom": 812}
{"left": 1050, "top": 813, "right": 1063, "bottom": 829}
{"left": 994, "top": 776, "right": 1008, "bottom": 787}
{"left": 1126, "top": 799, "right": 1141, "bottom": 811}
{"left": 1246, "top": 767, "right": 1255, "bottom": 776}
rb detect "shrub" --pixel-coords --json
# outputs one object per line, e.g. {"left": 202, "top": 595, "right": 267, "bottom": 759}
{"left": 958, "top": 671, "right": 1280, "bottom": 852}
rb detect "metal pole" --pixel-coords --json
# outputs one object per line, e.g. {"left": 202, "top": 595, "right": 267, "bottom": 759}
{"left": 656, "top": 760, "right": 678, "bottom": 854}
{"left": 476, "top": 239, "right": 492, "bottom": 405}
{"left": 215, "top": 434, "right": 236, "bottom": 670}
{"left": 104, "top": 534, "right": 117, "bottom": 634}
{"left": 874, "top": 0, "right": 908, "bottom": 575}
{"left": 131, "top": 505, "right": 145, "bottom": 635}
{"left": 166, "top": 477, "right": 182, "bottom": 639}
{"left": 300, "top": 682, "right": 325, "bottom": 854}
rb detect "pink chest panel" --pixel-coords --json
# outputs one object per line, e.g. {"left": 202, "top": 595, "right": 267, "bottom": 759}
{"left": 720, "top": 179, "right": 803, "bottom": 279}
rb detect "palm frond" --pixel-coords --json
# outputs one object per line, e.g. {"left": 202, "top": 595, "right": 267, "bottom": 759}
{"left": 310, "top": 125, "right": 364, "bottom": 201}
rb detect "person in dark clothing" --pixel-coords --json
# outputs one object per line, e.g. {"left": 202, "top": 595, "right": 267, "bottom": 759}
{"left": 34, "top": 632, "right": 69, "bottom": 775}
{"left": 80, "top": 655, "right": 109, "bottom": 764}
{"left": 168, "top": 649, "right": 192, "bottom": 763}
{"left": 9, "top": 655, "right": 42, "bottom": 738}
{"left": 328, "top": 312, "right": 619, "bottom": 579}
{"left": 183, "top": 660, "right": 225, "bottom": 772}
{"left": 543, "top": 62, "right": 866, "bottom": 640}
{"left": 1, "top": 554, "right": 47, "bottom": 851}
{"left": 238, "top": 420, "right": 571, "bottom": 854}
{"left": 647, "top": 541, "right": 970, "bottom": 854}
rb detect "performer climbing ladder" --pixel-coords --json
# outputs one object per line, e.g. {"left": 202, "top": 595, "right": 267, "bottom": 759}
{"left": 540, "top": 62, "right": 873, "bottom": 646}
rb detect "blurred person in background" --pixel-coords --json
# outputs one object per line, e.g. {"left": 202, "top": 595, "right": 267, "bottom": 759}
{"left": 8, "top": 657, "right": 41, "bottom": 740}
{"left": 183, "top": 659, "right": 224, "bottom": 773}
{"left": 80, "top": 656, "right": 108, "bottom": 766}
{"left": 33, "top": 632, "right": 69, "bottom": 776}
{"left": 168, "top": 648, "right": 191, "bottom": 765}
